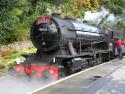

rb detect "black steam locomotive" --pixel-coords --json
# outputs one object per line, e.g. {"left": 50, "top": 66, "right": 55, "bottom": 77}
{"left": 14, "top": 14, "right": 125, "bottom": 79}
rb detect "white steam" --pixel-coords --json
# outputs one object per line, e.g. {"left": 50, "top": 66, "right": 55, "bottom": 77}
{"left": 84, "top": 6, "right": 117, "bottom": 25}
{"left": 0, "top": 71, "right": 57, "bottom": 94}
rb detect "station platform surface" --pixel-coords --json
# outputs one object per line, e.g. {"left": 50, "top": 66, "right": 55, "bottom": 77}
{"left": 31, "top": 58, "right": 125, "bottom": 94}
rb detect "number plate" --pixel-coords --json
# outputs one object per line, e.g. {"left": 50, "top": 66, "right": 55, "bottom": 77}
{"left": 39, "top": 28, "right": 47, "bottom": 31}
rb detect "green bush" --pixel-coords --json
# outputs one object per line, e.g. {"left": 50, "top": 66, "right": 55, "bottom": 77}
{"left": 0, "top": 0, "right": 55, "bottom": 46}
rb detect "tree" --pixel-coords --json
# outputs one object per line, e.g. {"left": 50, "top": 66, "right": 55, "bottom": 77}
{"left": 0, "top": 0, "right": 20, "bottom": 44}
{"left": 0, "top": 0, "right": 55, "bottom": 45}
{"left": 99, "top": 0, "right": 125, "bottom": 31}
{"left": 99, "top": 0, "right": 125, "bottom": 15}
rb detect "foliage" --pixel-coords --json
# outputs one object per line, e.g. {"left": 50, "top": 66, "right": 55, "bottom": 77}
{"left": 116, "top": 21, "right": 125, "bottom": 31}
{"left": 76, "top": 0, "right": 100, "bottom": 11}
{"left": 0, "top": 0, "right": 26, "bottom": 45}
{"left": 99, "top": 0, "right": 125, "bottom": 15}
{"left": 58, "top": 0, "right": 100, "bottom": 18}
{"left": 4, "top": 48, "right": 36, "bottom": 60}
{"left": 0, "top": 47, "right": 36, "bottom": 66}
{"left": 99, "top": 0, "right": 125, "bottom": 31}
{"left": 0, "top": 0, "right": 55, "bottom": 45}
{"left": 0, "top": 47, "right": 36, "bottom": 74}
{"left": 0, "top": 0, "right": 19, "bottom": 12}
{"left": 0, "top": 0, "right": 125, "bottom": 46}
{"left": 61, "top": 0, "right": 82, "bottom": 18}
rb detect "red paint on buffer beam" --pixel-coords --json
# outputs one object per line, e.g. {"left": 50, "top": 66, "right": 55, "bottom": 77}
{"left": 13, "top": 64, "right": 58, "bottom": 80}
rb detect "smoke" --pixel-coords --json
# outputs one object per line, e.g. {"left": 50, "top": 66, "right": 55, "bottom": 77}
{"left": 83, "top": 6, "right": 117, "bottom": 25}
{"left": 0, "top": 71, "right": 57, "bottom": 94}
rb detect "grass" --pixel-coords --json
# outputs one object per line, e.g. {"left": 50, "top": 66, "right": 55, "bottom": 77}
{"left": 0, "top": 47, "right": 37, "bottom": 75}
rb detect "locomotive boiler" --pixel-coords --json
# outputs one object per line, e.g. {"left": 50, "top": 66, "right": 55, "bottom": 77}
{"left": 13, "top": 14, "right": 125, "bottom": 79}
{"left": 31, "top": 14, "right": 105, "bottom": 53}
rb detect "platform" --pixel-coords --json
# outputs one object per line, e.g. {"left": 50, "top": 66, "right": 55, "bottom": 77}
{"left": 31, "top": 58, "right": 125, "bottom": 94}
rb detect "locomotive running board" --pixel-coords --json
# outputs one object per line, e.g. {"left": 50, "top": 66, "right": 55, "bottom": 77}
{"left": 55, "top": 52, "right": 93, "bottom": 60}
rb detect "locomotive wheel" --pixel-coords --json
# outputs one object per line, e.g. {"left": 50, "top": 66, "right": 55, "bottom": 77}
{"left": 66, "top": 67, "right": 75, "bottom": 75}
{"left": 59, "top": 68, "right": 66, "bottom": 78}
{"left": 24, "top": 57, "right": 32, "bottom": 76}
{"left": 42, "top": 70, "right": 51, "bottom": 79}
{"left": 88, "top": 60, "right": 96, "bottom": 67}
{"left": 81, "top": 59, "right": 89, "bottom": 69}
{"left": 63, "top": 60, "right": 75, "bottom": 75}
{"left": 60, "top": 71, "right": 66, "bottom": 78}
{"left": 95, "top": 54, "right": 103, "bottom": 64}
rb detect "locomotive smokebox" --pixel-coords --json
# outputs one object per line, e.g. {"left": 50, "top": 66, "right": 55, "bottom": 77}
{"left": 30, "top": 16, "right": 60, "bottom": 52}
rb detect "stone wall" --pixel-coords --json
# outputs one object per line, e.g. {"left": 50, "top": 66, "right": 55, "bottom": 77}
{"left": 0, "top": 40, "right": 34, "bottom": 57}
